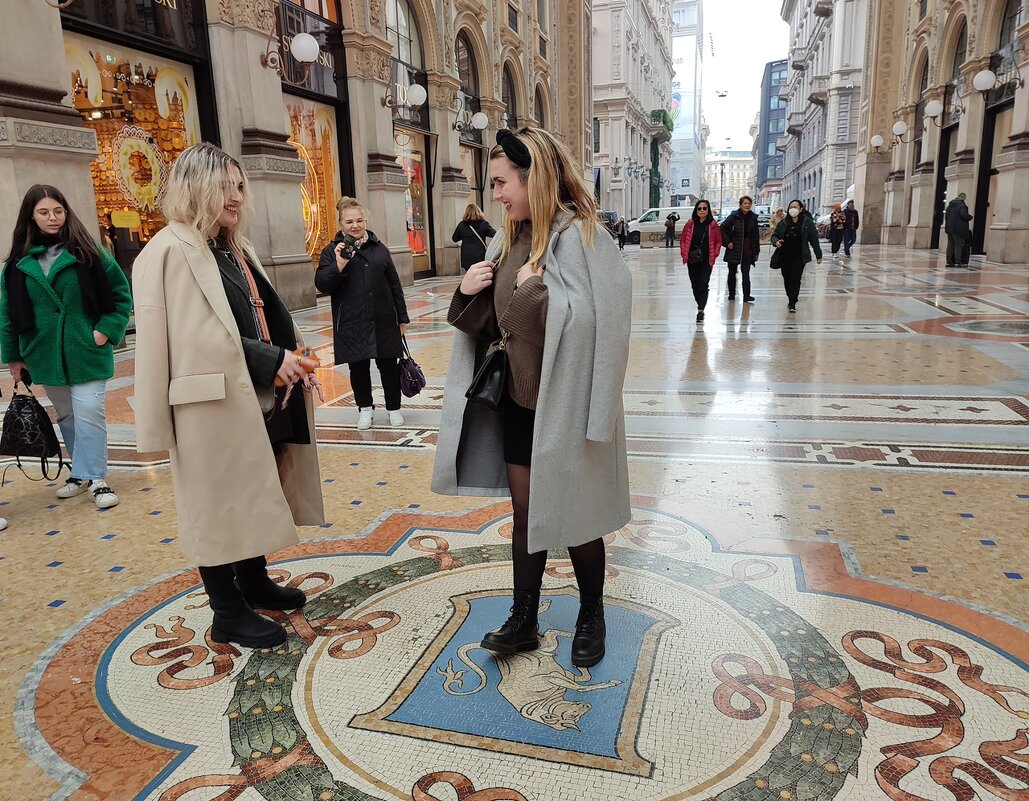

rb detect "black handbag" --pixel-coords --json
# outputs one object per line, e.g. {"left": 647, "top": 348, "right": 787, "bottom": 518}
{"left": 465, "top": 333, "right": 509, "bottom": 411}
{"left": 0, "top": 382, "right": 66, "bottom": 485}
{"left": 398, "top": 335, "right": 426, "bottom": 398}
{"left": 769, "top": 246, "right": 782, "bottom": 270}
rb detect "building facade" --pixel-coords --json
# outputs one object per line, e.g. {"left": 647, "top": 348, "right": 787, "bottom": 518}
{"left": 756, "top": 59, "right": 788, "bottom": 208}
{"left": 779, "top": 0, "right": 867, "bottom": 216}
{"left": 668, "top": 0, "right": 705, "bottom": 207}
{"left": 704, "top": 150, "right": 756, "bottom": 213}
{"left": 591, "top": 0, "right": 675, "bottom": 219}
{"left": 853, "top": 0, "right": 1029, "bottom": 262}
{"left": 0, "top": 0, "right": 588, "bottom": 308}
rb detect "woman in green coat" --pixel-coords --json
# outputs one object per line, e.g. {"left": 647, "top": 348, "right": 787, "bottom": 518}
{"left": 770, "top": 198, "right": 822, "bottom": 313}
{"left": 0, "top": 185, "right": 132, "bottom": 508}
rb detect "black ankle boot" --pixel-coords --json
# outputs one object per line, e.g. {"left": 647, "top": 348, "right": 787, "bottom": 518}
{"left": 199, "top": 564, "right": 288, "bottom": 648}
{"left": 572, "top": 595, "right": 606, "bottom": 667}
{"left": 481, "top": 590, "right": 540, "bottom": 654}
{"left": 234, "top": 556, "right": 307, "bottom": 611}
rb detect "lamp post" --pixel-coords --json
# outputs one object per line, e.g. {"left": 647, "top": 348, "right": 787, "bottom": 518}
{"left": 719, "top": 161, "right": 725, "bottom": 218}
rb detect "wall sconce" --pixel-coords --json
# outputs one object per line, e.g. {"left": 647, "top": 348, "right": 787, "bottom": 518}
{"left": 924, "top": 98, "right": 946, "bottom": 127}
{"left": 454, "top": 111, "right": 489, "bottom": 132}
{"left": 971, "top": 67, "right": 1025, "bottom": 100}
{"left": 382, "top": 82, "right": 427, "bottom": 109}
{"left": 870, "top": 120, "right": 913, "bottom": 153}
{"left": 261, "top": 28, "right": 321, "bottom": 81}
{"left": 612, "top": 157, "right": 622, "bottom": 177}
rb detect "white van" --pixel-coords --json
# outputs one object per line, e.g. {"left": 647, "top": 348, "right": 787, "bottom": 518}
{"left": 627, "top": 207, "right": 690, "bottom": 246}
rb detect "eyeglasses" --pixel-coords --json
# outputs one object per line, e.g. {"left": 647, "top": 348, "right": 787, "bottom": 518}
{"left": 34, "top": 207, "right": 66, "bottom": 220}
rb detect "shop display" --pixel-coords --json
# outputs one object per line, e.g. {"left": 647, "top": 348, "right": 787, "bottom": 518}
{"left": 286, "top": 99, "right": 342, "bottom": 260}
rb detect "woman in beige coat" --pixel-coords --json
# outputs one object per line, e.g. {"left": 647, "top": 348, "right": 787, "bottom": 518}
{"left": 132, "top": 144, "right": 324, "bottom": 648}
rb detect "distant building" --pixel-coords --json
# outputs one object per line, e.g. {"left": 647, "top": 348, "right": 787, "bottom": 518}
{"left": 705, "top": 150, "right": 756, "bottom": 213}
{"left": 754, "top": 59, "right": 787, "bottom": 208}
{"left": 669, "top": 0, "right": 705, "bottom": 207}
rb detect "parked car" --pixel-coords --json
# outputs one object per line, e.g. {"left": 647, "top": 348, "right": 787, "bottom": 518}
{"left": 626, "top": 206, "right": 688, "bottom": 245}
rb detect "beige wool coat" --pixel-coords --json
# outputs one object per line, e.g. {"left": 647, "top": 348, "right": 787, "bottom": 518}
{"left": 131, "top": 222, "right": 324, "bottom": 566}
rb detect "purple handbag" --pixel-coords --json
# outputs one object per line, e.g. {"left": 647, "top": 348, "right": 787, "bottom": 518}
{"left": 399, "top": 335, "right": 426, "bottom": 398}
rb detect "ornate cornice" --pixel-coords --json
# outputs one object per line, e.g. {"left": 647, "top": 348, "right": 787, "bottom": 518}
{"left": 0, "top": 119, "right": 97, "bottom": 153}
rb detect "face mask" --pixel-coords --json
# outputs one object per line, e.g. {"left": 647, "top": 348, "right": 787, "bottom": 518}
{"left": 788, "top": 208, "right": 800, "bottom": 218}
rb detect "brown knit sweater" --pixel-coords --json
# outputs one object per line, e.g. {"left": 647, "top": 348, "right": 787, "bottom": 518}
{"left": 448, "top": 224, "right": 548, "bottom": 409}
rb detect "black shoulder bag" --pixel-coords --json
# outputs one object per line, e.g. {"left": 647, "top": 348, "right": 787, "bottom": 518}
{"left": 465, "top": 331, "right": 509, "bottom": 411}
{"left": 0, "top": 382, "right": 67, "bottom": 486}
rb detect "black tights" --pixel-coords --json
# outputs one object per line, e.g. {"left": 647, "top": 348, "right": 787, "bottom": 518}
{"left": 507, "top": 463, "right": 606, "bottom": 598}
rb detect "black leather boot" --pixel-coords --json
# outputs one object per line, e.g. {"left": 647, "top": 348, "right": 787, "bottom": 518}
{"left": 480, "top": 590, "right": 540, "bottom": 654}
{"left": 572, "top": 595, "right": 606, "bottom": 667}
{"left": 234, "top": 556, "right": 307, "bottom": 611}
{"left": 200, "top": 564, "right": 288, "bottom": 648}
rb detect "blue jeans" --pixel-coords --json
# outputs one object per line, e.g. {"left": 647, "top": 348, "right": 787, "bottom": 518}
{"left": 843, "top": 229, "right": 856, "bottom": 255}
{"left": 42, "top": 381, "right": 109, "bottom": 481}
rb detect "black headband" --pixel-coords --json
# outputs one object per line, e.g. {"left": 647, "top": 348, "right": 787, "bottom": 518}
{"left": 496, "top": 129, "right": 532, "bottom": 169}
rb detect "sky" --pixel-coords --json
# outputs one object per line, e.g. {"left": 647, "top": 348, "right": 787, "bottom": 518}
{"left": 701, "top": 0, "right": 791, "bottom": 152}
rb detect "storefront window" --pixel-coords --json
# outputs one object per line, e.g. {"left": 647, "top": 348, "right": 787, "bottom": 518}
{"left": 502, "top": 65, "right": 517, "bottom": 127}
{"left": 387, "top": 0, "right": 422, "bottom": 68}
{"left": 285, "top": 99, "right": 342, "bottom": 260}
{"left": 62, "top": 0, "right": 201, "bottom": 52}
{"left": 394, "top": 131, "right": 431, "bottom": 275}
{"left": 64, "top": 32, "right": 202, "bottom": 247}
{"left": 459, "top": 145, "right": 482, "bottom": 207}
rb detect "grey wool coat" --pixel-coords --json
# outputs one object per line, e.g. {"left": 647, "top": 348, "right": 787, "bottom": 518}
{"left": 431, "top": 216, "right": 633, "bottom": 553}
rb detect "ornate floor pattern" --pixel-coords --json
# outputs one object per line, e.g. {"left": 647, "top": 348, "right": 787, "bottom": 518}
{"left": 1, "top": 242, "right": 1027, "bottom": 801}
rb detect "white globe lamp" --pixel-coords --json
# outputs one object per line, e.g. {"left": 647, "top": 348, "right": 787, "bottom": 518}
{"left": 924, "top": 99, "right": 944, "bottom": 119}
{"left": 470, "top": 111, "right": 489, "bottom": 130}
{"left": 870, "top": 134, "right": 885, "bottom": 149}
{"left": 289, "top": 32, "right": 320, "bottom": 65}
{"left": 406, "top": 83, "right": 428, "bottom": 108}
{"left": 973, "top": 69, "right": 997, "bottom": 93}
{"left": 892, "top": 120, "right": 909, "bottom": 137}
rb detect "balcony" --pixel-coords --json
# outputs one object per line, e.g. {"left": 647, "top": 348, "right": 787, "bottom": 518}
{"left": 807, "top": 76, "right": 829, "bottom": 106}
{"left": 786, "top": 110, "right": 805, "bottom": 136}
{"left": 813, "top": 0, "right": 832, "bottom": 17}
{"left": 778, "top": 82, "right": 791, "bottom": 99}
{"left": 790, "top": 46, "right": 807, "bottom": 71}
{"left": 649, "top": 109, "right": 674, "bottom": 143}
{"left": 776, "top": 135, "right": 791, "bottom": 151}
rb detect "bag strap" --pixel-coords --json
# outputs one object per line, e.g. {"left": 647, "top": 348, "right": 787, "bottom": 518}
{"left": 230, "top": 246, "right": 273, "bottom": 344}
{"left": 469, "top": 223, "right": 487, "bottom": 249}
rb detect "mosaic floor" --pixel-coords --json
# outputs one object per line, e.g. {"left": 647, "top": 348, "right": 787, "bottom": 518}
{"left": 1, "top": 242, "right": 1027, "bottom": 801}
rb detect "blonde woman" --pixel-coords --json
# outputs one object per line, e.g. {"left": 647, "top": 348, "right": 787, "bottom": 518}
{"left": 132, "top": 143, "right": 324, "bottom": 648}
{"left": 451, "top": 203, "right": 496, "bottom": 271}
{"left": 315, "top": 197, "right": 410, "bottom": 430}
{"left": 432, "top": 127, "right": 633, "bottom": 667}
{"left": 766, "top": 207, "right": 786, "bottom": 243}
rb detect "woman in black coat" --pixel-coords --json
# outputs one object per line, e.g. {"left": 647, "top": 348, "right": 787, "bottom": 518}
{"left": 315, "top": 197, "right": 410, "bottom": 429}
{"left": 451, "top": 203, "right": 496, "bottom": 271}
{"left": 719, "top": 195, "right": 761, "bottom": 302}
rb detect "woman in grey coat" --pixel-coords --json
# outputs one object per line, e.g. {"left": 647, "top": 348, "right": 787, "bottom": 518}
{"left": 432, "top": 127, "right": 632, "bottom": 667}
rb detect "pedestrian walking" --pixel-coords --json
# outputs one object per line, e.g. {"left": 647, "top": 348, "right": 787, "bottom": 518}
{"left": 771, "top": 199, "right": 822, "bottom": 313}
{"left": 828, "top": 202, "right": 846, "bottom": 262}
{"left": 944, "top": 193, "right": 973, "bottom": 267}
{"left": 0, "top": 185, "right": 132, "bottom": 510}
{"left": 316, "top": 197, "right": 411, "bottom": 430}
{"left": 432, "top": 126, "right": 632, "bottom": 668}
{"left": 679, "top": 199, "right": 723, "bottom": 323}
{"left": 452, "top": 203, "right": 496, "bottom": 271}
{"left": 843, "top": 200, "right": 859, "bottom": 258}
{"left": 664, "top": 211, "right": 681, "bottom": 247}
{"left": 615, "top": 216, "right": 628, "bottom": 250}
{"left": 132, "top": 143, "right": 325, "bottom": 648}
{"left": 719, "top": 195, "right": 761, "bottom": 302}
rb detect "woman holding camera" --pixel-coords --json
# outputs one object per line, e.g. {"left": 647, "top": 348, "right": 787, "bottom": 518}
{"left": 432, "top": 127, "right": 632, "bottom": 668}
{"left": 0, "top": 185, "right": 132, "bottom": 510}
{"left": 316, "top": 197, "right": 410, "bottom": 430}
{"left": 133, "top": 143, "right": 324, "bottom": 648}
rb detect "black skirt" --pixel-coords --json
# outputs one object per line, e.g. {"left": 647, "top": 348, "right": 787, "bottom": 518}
{"left": 501, "top": 393, "right": 535, "bottom": 466}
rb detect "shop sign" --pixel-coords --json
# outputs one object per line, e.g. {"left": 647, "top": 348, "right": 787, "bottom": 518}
{"left": 276, "top": 3, "right": 339, "bottom": 98}
{"left": 110, "top": 210, "right": 142, "bottom": 228}
{"left": 62, "top": 0, "right": 201, "bottom": 55}
{"left": 390, "top": 60, "right": 430, "bottom": 131}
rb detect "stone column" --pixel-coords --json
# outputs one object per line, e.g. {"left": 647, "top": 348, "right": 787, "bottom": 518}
{"left": 906, "top": 97, "right": 942, "bottom": 249}
{"left": 0, "top": 4, "right": 99, "bottom": 240}
{"left": 983, "top": 25, "right": 1029, "bottom": 263}
{"left": 853, "top": 150, "right": 889, "bottom": 243}
{"left": 430, "top": 75, "right": 467, "bottom": 277}
{"left": 209, "top": 0, "right": 313, "bottom": 310}
{"left": 344, "top": 35, "right": 414, "bottom": 284}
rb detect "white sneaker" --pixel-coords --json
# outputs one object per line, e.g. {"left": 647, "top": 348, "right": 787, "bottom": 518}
{"left": 0, "top": 517, "right": 7, "bottom": 531}
{"left": 357, "top": 407, "right": 374, "bottom": 430}
{"left": 56, "top": 478, "right": 91, "bottom": 499}
{"left": 92, "top": 482, "right": 120, "bottom": 509}
{"left": 388, "top": 410, "right": 404, "bottom": 427}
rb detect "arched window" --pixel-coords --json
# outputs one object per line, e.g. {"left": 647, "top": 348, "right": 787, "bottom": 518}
{"left": 387, "top": 0, "right": 423, "bottom": 68}
{"left": 952, "top": 22, "right": 967, "bottom": 80}
{"left": 534, "top": 86, "right": 546, "bottom": 127}
{"left": 456, "top": 32, "right": 477, "bottom": 95}
{"left": 502, "top": 64, "right": 517, "bottom": 127}
{"left": 919, "top": 58, "right": 930, "bottom": 98}
{"left": 1000, "top": 0, "right": 1023, "bottom": 49}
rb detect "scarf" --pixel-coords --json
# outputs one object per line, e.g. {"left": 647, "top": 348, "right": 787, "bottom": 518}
{"left": 4, "top": 232, "right": 116, "bottom": 335}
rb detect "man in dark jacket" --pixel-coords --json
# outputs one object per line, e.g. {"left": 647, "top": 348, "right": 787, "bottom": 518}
{"left": 944, "top": 193, "right": 973, "bottom": 267}
{"left": 719, "top": 196, "right": 761, "bottom": 301}
{"left": 665, "top": 212, "right": 681, "bottom": 247}
{"left": 843, "top": 200, "right": 859, "bottom": 258}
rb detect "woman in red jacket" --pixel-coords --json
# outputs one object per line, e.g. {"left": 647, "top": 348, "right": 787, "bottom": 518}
{"left": 680, "top": 199, "right": 723, "bottom": 323}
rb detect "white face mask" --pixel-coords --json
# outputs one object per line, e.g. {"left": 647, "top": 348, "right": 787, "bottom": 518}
{"left": 788, "top": 208, "right": 801, "bottom": 218}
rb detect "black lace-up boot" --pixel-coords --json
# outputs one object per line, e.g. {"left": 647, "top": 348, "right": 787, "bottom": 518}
{"left": 480, "top": 590, "right": 540, "bottom": 654}
{"left": 234, "top": 556, "right": 307, "bottom": 611}
{"left": 571, "top": 595, "right": 606, "bottom": 667}
{"left": 200, "top": 564, "right": 288, "bottom": 648}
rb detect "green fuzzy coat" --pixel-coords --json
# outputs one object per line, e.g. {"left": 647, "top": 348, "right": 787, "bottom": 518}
{"left": 0, "top": 245, "right": 132, "bottom": 386}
